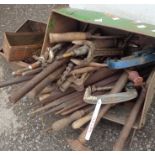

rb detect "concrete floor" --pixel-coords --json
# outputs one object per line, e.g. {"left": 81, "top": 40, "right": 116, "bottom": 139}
{"left": 0, "top": 4, "right": 155, "bottom": 151}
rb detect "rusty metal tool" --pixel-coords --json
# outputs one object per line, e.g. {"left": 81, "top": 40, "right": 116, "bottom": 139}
{"left": 71, "top": 59, "right": 106, "bottom": 68}
{"left": 12, "top": 67, "right": 31, "bottom": 76}
{"left": 38, "top": 70, "right": 117, "bottom": 106}
{"left": 46, "top": 43, "right": 64, "bottom": 63}
{"left": 41, "top": 96, "right": 83, "bottom": 116}
{"left": 113, "top": 88, "right": 146, "bottom": 151}
{"left": 55, "top": 97, "right": 85, "bottom": 115}
{"left": 85, "top": 68, "right": 116, "bottom": 86}
{"left": 70, "top": 66, "right": 105, "bottom": 75}
{"left": 56, "top": 40, "right": 95, "bottom": 66}
{"left": 83, "top": 72, "right": 128, "bottom": 142}
{"left": 94, "top": 48, "right": 124, "bottom": 57}
{"left": 9, "top": 59, "right": 68, "bottom": 103}
{"left": 59, "top": 72, "right": 89, "bottom": 92}
{"left": 57, "top": 62, "right": 74, "bottom": 86}
{"left": 45, "top": 75, "right": 120, "bottom": 130}
{"left": 39, "top": 71, "right": 119, "bottom": 107}
{"left": 22, "top": 67, "right": 43, "bottom": 76}
{"left": 70, "top": 73, "right": 90, "bottom": 91}
{"left": 57, "top": 76, "right": 118, "bottom": 115}
{"left": 43, "top": 97, "right": 84, "bottom": 116}
{"left": 30, "top": 92, "right": 83, "bottom": 115}
{"left": 55, "top": 44, "right": 80, "bottom": 60}
{"left": 49, "top": 32, "right": 123, "bottom": 43}
{"left": 72, "top": 40, "right": 95, "bottom": 62}
{"left": 40, "top": 85, "right": 57, "bottom": 95}
{"left": 28, "top": 50, "right": 49, "bottom": 69}
{"left": 57, "top": 41, "right": 95, "bottom": 66}
{"left": 91, "top": 85, "right": 113, "bottom": 92}
{"left": 83, "top": 85, "right": 138, "bottom": 105}
{"left": 49, "top": 106, "right": 94, "bottom": 131}
{"left": 56, "top": 45, "right": 89, "bottom": 59}
{"left": 71, "top": 85, "right": 114, "bottom": 129}
{"left": 37, "top": 88, "right": 74, "bottom": 106}
{"left": 0, "top": 75, "right": 33, "bottom": 88}
{"left": 30, "top": 65, "right": 66, "bottom": 97}
{"left": 61, "top": 104, "right": 88, "bottom": 116}
{"left": 68, "top": 72, "right": 128, "bottom": 150}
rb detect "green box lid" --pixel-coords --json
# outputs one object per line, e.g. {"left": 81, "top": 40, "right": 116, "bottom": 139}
{"left": 54, "top": 7, "right": 155, "bottom": 38}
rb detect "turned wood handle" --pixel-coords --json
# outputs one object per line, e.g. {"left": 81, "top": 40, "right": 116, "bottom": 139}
{"left": 52, "top": 110, "right": 85, "bottom": 131}
{"left": 49, "top": 32, "right": 91, "bottom": 43}
{"left": 72, "top": 113, "right": 93, "bottom": 129}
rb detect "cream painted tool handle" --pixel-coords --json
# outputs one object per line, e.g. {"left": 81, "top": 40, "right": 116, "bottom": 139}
{"left": 85, "top": 99, "right": 102, "bottom": 140}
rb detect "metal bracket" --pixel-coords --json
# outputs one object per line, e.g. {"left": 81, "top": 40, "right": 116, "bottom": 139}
{"left": 84, "top": 85, "right": 138, "bottom": 105}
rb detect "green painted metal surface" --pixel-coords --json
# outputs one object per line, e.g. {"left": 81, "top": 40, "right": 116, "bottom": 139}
{"left": 53, "top": 7, "right": 155, "bottom": 38}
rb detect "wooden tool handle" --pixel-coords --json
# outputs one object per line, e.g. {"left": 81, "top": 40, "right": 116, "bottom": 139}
{"left": 29, "top": 61, "right": 41, "bottom": 69}
{"left": 49, "top": 32, "right": 90, "bottom": 43}
{"left": 72, "top": 113, "right": 93, "bottom": 129}
{"left": 113, "top": 88, "right": 146, "bottom": 151}
{"left": 52, "top": 110, "right": 85, "bottom": 131}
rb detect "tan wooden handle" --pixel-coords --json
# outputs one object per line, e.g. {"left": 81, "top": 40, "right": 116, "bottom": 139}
{"left": 49, "top": 32, "right": 90, "bottom": 43}
{"left": 29, "top": 61, "right": 41, "bottom": 69}
{"left": 52, "top": 110, "right": 85, "bottom": 131}
{"left": 72, "top": 113, "right": 92, "bottom": 129}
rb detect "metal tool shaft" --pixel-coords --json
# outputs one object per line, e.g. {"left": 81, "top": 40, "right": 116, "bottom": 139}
{"left": 113, "top": 88, "right": 146, "bottom": 150}
{"left": 9, "top": 59, "right": 68, "bottom": 103}
{"left": 30, "top": 66, "right": 66, "bottom": 97}
{"left": 39, "top": 69, "right": 117, "bottom": 106}
{"left": 31, "top": 92, "right": 83, "bottom": 115}
{"left": 0, "top": 75, "right": 33, "bottom": 88}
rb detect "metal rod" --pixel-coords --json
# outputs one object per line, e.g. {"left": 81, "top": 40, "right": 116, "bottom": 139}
{"left": 113, "top": 88, "right": 146, "bottom": 151}
{"left": 61, "top": 104, "right": 88, "bottom": 116}
{"left": 70, "top": 67, "right": 101, "bottom": 75}
{"left": 9, "top": 59, "right": 68, "bottom": 103}
{"left": 30, "top": 66, "right": 66, "bottom": 97}
{"left": 55, "top": 96, "right": 84, "bottom": 115}
{"left": 22, "top": 67, "right": 43, "bottom": 76}
{"left": 12, "top": 67, "right": 30, "bottom": 76}
{"left": 0, "top": 75, "right": 33, "bottom": 88}
{"left": 37, "top": 69, "right": 117, "bottom": 106}
{"left": 30, "top": 92, "right": 83, "bottom": 115}
{"left": 45, "top": 97, "right": 84, "bottom": 116}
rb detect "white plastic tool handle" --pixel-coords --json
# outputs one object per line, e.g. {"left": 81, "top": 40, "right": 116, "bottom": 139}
{"left": 85, "top": 99, "right": 102, "bottom": 140}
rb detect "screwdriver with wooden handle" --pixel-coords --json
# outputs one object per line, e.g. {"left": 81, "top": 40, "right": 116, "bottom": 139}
{"left": 50, "top": 106, "right": 94, "bottom": 131}
{"left": 49, "top": 32, "right": 123, "bottom": 43}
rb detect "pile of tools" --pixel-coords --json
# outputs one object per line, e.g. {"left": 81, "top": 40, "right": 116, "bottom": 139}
{"left": 1, "top": 28, "right": 155, "bottom": 150}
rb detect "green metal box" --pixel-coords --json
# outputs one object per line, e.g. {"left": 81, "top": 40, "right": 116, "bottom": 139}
{"left": 41, "top": 7, "right": 155, "bottom": 129}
